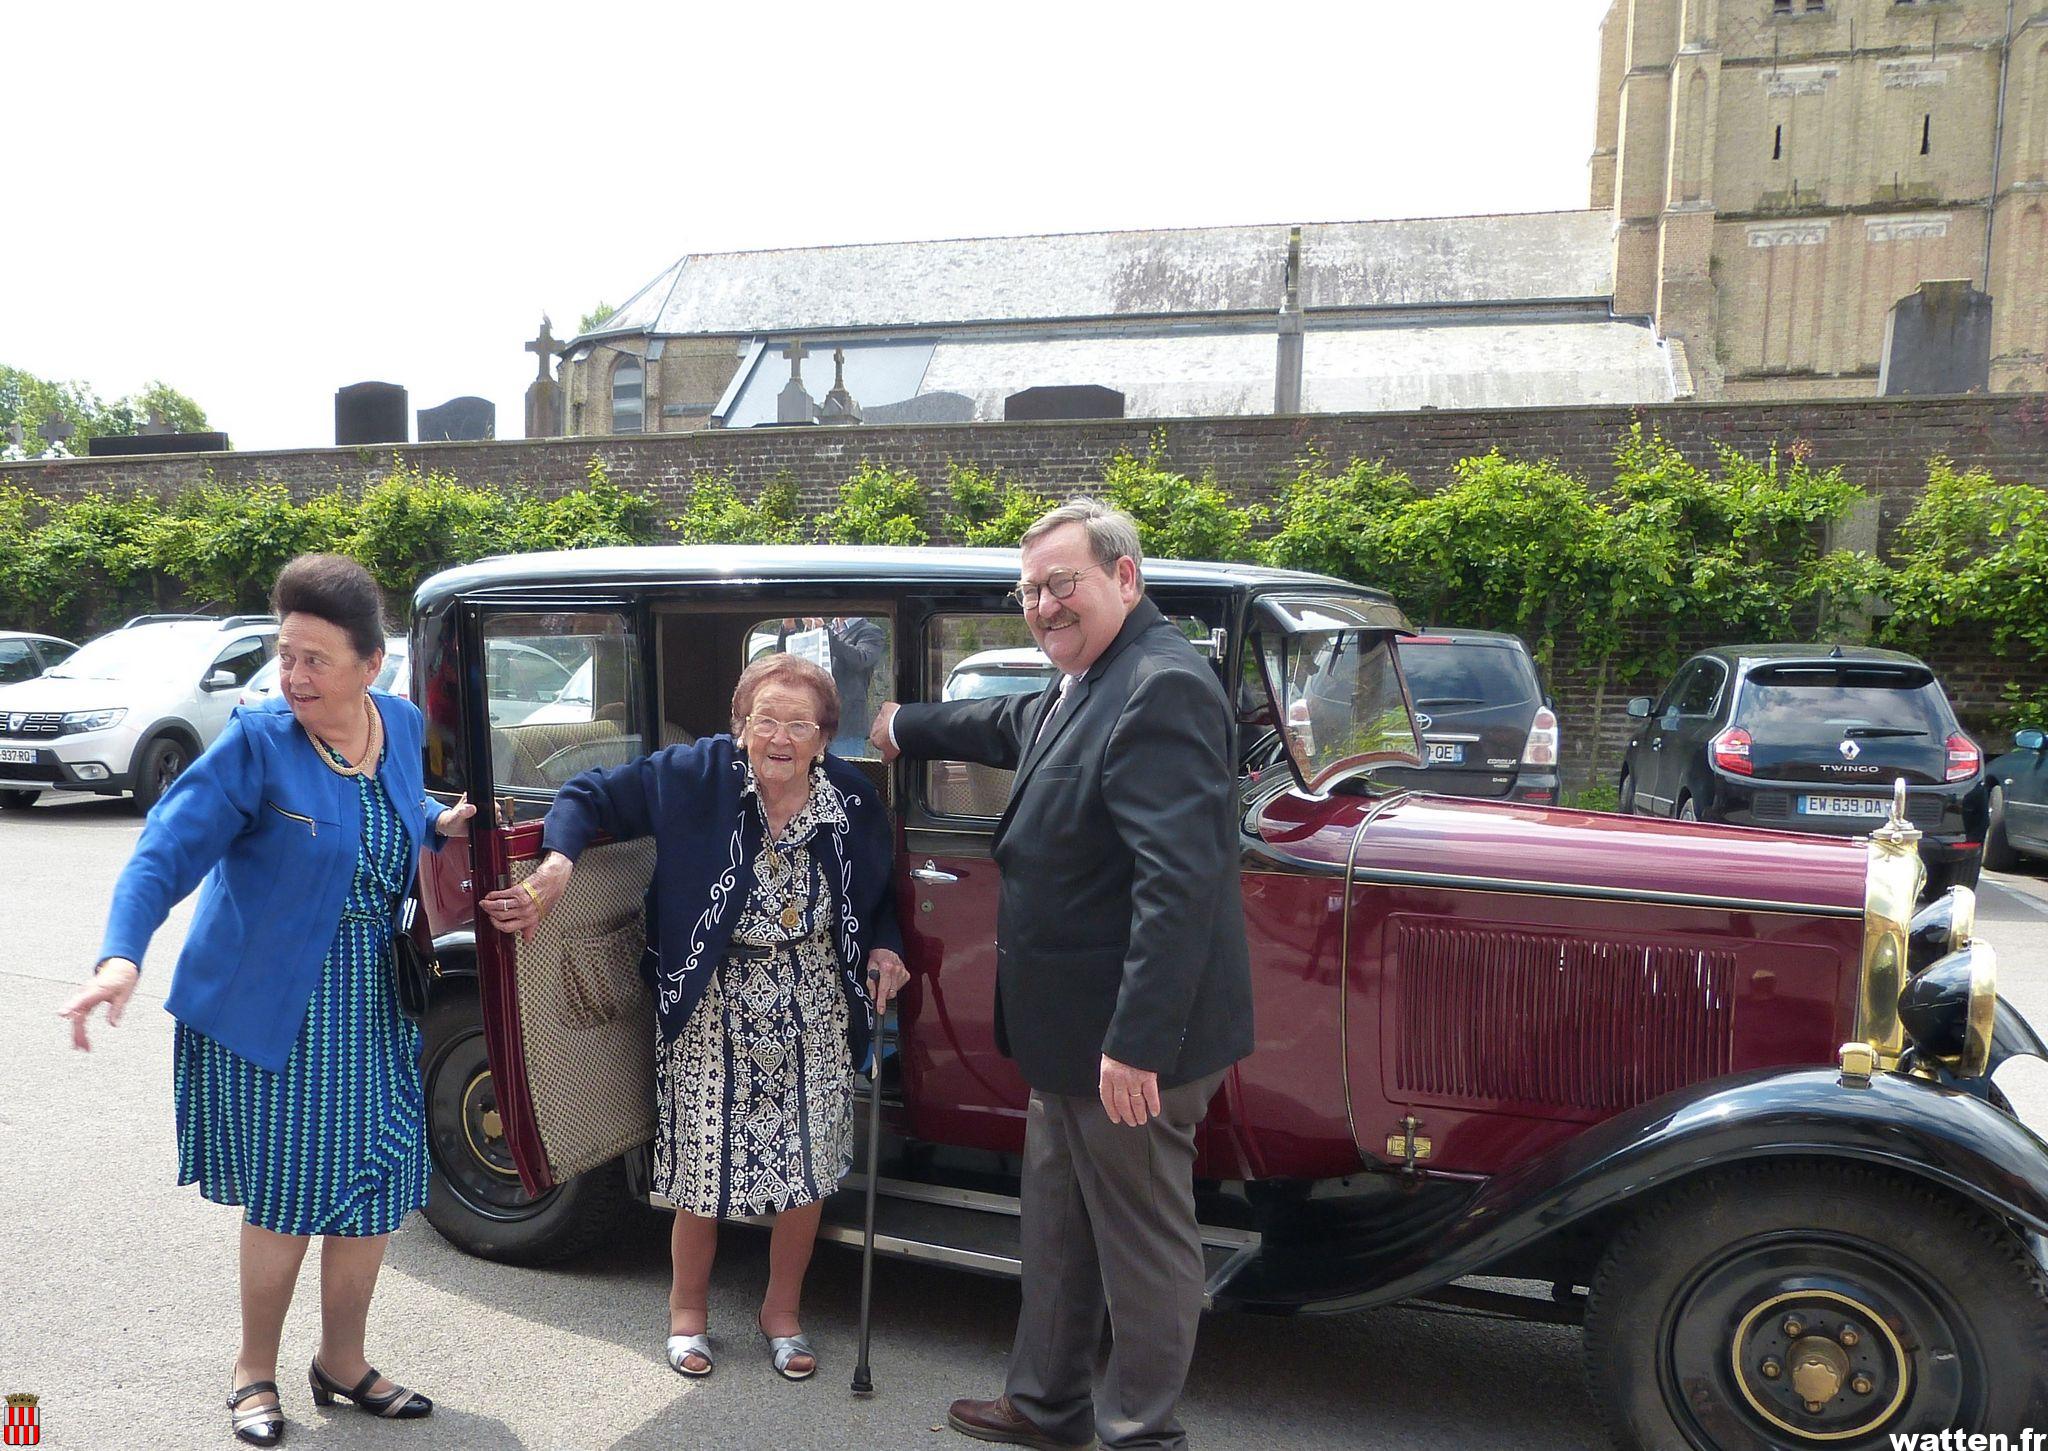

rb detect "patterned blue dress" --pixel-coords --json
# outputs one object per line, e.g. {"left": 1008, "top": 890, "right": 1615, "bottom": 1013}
{"left": 172, "top": 742, "right": 429, "bottom": 1237}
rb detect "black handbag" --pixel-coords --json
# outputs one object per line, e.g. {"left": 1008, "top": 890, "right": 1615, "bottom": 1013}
{"left": 392, "top": 889, "right": 436, "bottom": 1020}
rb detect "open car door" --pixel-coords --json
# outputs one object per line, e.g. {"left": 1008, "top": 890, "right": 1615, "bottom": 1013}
{"left": 466, "top": 603, "right": 659, "bottom": 1196}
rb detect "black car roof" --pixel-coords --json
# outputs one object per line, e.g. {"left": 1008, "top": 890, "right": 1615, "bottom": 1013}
{"left": 1702, "top": 643, "right": 1932, "bottom": 671}
{"left": 413, "top": 545, "right": 1379, "bottom": 612}
{"left": 1402, "top": 627, "right": 1529, "bottom": 648}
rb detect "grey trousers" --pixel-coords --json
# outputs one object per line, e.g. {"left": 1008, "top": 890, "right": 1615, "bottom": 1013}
{"left": 1005, "top": 1073, "right": 1223, "bottom": 1451}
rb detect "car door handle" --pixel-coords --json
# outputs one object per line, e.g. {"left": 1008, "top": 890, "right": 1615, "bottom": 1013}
{"left": 910, "top": 861, "right": 959, "bottom": 885}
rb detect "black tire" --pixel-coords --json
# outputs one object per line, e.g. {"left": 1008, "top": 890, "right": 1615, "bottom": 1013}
{"left": 1618, "top": 773, "right": 1637, "bottom": 815}
{"left": 0, "top": 789, "right": 36, "bottom": 810}
{"left": 1923, "top": 851, "right": 1983, "bottom": 902}
{"left": 1984, "top": 787, "right": 2021, "bottom": 872}
{"left": 1677, "top": 795, "right": 1698, "bottom": 822}
{"left": 131, "top": 735, "right": 190, "bottom": 814}
{"left": 1585, "top": 1162, "right": 2048, "bottom": 1449}
{"left": 418, "top": 984, "right": 636, "bottom": 1265}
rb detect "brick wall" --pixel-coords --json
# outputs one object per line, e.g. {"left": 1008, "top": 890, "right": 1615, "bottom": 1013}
{"left": 7, "top": 393, "right": 2045, "bottom": 788}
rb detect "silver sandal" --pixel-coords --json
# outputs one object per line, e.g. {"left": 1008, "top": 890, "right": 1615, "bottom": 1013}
{"left": 761, "top": 1329, "right": 816, "bottom": 1381}
{"left": 665, "top": 1333, "right": 715, "bottom": 1378}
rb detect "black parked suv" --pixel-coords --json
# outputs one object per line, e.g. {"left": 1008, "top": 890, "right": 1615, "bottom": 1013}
{"left": 1322, "top": 628, "right": 1560, "bottom": 802}
{"left": 1618, "top": 645, "right": 1986, "bottom": 895}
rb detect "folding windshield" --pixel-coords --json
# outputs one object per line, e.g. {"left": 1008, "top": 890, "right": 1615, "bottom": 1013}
{"left": 1247, "top": 593, "right": 1420, "bottom": 794}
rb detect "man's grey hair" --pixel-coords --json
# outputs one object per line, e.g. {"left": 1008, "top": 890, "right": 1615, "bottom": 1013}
{"left": 1021, "top": 496, "right": 1144, "bottom": 580}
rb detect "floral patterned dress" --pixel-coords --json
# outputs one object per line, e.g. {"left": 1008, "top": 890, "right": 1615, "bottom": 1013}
{"left": 653, "top": 764, "right": 855, "bottom": 1218}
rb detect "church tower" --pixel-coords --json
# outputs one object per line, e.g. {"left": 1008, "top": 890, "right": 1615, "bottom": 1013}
{"left": 1594, "top": 0, "right": 2046, "bottom": 398}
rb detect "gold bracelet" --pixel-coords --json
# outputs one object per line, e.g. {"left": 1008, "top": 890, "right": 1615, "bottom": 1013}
{"left": 520, "top": 880, "right": 541, "bottom": 909}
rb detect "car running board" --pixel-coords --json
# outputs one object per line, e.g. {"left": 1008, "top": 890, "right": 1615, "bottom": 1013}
{"left": 677, "top": 1174, "right": 1263, "bottom": 1310}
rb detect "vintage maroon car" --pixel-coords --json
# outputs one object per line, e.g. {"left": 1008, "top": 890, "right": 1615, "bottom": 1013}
{"left": 407, "top": 547, "right": 2048, "bottom": 1448}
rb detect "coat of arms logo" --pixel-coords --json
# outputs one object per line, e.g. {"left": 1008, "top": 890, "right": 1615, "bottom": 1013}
{"left": 3, "top": 1393, "right": 40, "bottom": 1447}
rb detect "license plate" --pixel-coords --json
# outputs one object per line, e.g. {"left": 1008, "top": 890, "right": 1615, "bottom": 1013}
{"left": 1426, "top": 742, "right": 1463, "bottom": 765}
{"left": 1800, "top": 794, "right": 1890, "bottom": 818}
{"left": 0, "top": 747, "right": 35, "bottom": 765}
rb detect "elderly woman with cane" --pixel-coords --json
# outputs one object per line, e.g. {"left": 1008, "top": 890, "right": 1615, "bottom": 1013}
{"left": 59, "top": 554, "right": 477, "bottom": 1446}
{"left": 482, "top": 651, "right": 909, "bottom": 1381}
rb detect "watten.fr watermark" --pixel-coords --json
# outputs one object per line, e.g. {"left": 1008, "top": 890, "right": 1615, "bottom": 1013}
{"left": 1892, "top": 1434, "right": 2047, "bottom": 1450}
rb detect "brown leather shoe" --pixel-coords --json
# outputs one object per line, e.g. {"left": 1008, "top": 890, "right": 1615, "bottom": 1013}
{"left": 946, "top": 1394, "right": 1093, "bottom": 1450}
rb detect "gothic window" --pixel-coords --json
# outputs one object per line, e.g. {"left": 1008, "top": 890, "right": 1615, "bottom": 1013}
{"left": 610, "top": 355, "right": 644, "bottom": 435}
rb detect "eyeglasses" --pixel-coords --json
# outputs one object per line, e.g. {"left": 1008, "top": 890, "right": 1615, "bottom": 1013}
{"left": 1007, "top": 563, "right": 1113, "bottom": 611}
{"left": 745, "top": 713, "right": 822, "bottom": 744}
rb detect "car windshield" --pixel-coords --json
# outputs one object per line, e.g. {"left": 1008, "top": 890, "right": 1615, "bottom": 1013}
{"left": 47, "top": 629, "right": 203, "bottom": 682}
{"left": 1735, "top": 665, "right": 1951, "bottom": 741}
{"left": 1259, "top": 627, "right": 1420, "bottom": 789}
{"left": 1396, "top": 641, "right": 1534, "bottom": 710}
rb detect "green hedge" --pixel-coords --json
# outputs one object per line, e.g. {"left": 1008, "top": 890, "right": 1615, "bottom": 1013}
{"left": 4, "top": 435, "right": 2043, "bottom": 741}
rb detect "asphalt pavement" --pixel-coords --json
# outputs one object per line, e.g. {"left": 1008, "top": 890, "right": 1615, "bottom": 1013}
{"left": 6, "top": 790, "right": 2048, "bottom": 1450}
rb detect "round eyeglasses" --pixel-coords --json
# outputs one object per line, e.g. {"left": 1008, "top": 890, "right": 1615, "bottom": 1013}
{"left": 1007, "top": 563, "right": 1112, "bottom": 611}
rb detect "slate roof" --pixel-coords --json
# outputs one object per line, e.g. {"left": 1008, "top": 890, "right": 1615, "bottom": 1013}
{"left": 583, "top": 211, "right": 1620, "bottom": 341}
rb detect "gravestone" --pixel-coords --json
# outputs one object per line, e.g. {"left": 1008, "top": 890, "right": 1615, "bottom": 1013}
{"left": 817, "top": 347, "right": 862, "bottom": 426}
{"left": 777, "top": 339, "right": 817, "bottom": 424}
{"left": 138, "top": 408, "right": 175, "bottom": 436}
{"left": 335, "top": 381, "right": 409, "bottom": 445}
{"left": 1880, "top": 280, "right": 1993, "bottom": 396}
{"left": 524, "top": 318, "right": 562, "bottom": 437}
{"left": 1003, "top": 384, "right": 1125, "bottom": 421}
{"left": 418, "top": 395, "right": 496, "bottom": 441}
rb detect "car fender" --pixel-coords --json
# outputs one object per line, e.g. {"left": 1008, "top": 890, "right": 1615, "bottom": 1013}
{"left": 133, "top": 716, "right": 203, "bottom": 765}
{"left": 430, "top": 928, "right": 478, "bottom": 979}
{"left": 1253, "top": 1067, "right": 2048, "bottom": 1316}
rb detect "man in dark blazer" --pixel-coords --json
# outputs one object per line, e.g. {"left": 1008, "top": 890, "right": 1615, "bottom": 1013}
{"left": 872, "top": 498, "right": 1252, "bottom": 1451}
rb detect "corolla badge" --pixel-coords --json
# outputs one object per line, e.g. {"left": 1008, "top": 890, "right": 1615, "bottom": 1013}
{"left": 1839, "top": 738, "right": 1861, "bottom": 761}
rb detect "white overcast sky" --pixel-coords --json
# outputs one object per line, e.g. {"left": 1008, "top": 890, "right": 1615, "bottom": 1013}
{"left": 2, "top": 0, "right": 1613, "bottom": 453}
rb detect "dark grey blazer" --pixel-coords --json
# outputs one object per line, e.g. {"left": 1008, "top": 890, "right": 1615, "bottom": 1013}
{"left": 895, "top": 598, "right": 1254, "bottom": 1096}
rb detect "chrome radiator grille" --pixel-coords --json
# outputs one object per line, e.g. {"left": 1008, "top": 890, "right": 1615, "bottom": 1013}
{"left": 1394, "top": 922, "right": 1736, "bottom": 1113}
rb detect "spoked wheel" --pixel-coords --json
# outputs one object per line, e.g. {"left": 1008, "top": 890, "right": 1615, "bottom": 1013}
{"left": 1586, "top": 1164, "right": 2048, "bottom": 1448}
{"left": 418, "top": 987, "right": 632, "bottom": 1265}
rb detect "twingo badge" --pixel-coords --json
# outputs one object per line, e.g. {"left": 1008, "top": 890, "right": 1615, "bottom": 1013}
{"left": 2, "top": 1393, "right": 40, "bottom": 1447}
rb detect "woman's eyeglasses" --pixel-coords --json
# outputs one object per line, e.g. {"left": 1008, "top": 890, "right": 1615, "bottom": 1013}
{"left": 1007, "top": 563, "right": 1110, "bottom": 611}
{"left": 746, "top": 714, "right": 822, "bottom": 744}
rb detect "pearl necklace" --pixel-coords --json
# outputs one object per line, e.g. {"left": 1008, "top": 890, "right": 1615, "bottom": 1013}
{"left": 310, "top": 696, "right": 382, "bottom": 778}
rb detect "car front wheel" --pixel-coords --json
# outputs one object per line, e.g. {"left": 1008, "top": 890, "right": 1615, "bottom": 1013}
{"left": 418, "top": 985, "right": 636, "bottom": 1265}
{"left": 132, "top": 736, "right": 189, "bottom": 813}
{"left": 1585, "top": 1162, "right": 2048, "bottom": 1449}
{"left": 1617, "top": 773, "right": 1637, "bottom": 815}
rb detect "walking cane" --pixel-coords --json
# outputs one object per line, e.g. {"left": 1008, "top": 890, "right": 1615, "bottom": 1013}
{"left": 851, "top": 972, "right": 885, "bottom": 1397}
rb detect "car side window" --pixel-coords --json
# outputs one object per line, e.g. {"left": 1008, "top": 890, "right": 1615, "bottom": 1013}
{"left": 1655, "top": 663, "right": 1700, "bottom": 722}
{"left": 38, "top": 641, "right": 75, "bottom": 671}
{"left": 922, "top": 613, "right": 1045, "bottom": 818}
{"left": 1677, "top": 662, "right": 1724, "bottom": 717}
{"left": 209, "top": 636, "right": 271, "bottom": 688}
{"left": 0, "top": 640, "right": 36, "bottom": 685}
{"left": 482, "top": 612, "right": 643, "bottom": 793}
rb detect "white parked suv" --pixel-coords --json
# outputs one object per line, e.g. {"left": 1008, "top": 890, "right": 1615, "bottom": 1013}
{"left": 0, "top": 614, "right": 277, "bottom": 813}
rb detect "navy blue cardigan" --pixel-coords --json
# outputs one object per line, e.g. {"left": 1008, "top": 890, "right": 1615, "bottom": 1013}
{"left": 540, "top": 736, "right": 903, "bottom": 1067}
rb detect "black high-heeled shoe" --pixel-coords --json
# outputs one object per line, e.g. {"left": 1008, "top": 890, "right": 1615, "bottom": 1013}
{"left": 308, "top": 1358, "right": 432, "bottom": 1419}
{"left": 228, "top": 1379, "right": 285, "bottom": 1447}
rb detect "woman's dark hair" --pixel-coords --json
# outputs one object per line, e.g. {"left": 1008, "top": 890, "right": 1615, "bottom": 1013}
{"left": 270, "top": 554, "right": 387, "bottom": 659}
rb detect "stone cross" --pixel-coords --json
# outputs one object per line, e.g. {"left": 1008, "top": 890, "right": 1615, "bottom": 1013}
{"left": 819, "top": 347, "right": 862, "bottom": 425}
{"left": 776, "top": 338, "right": 817, "bottom": 424}
{"left": 139, "top": 407, "right": 174, "bottom": 436}
{"left": 526, "top": 317, "right": 561, "bottom": 381}
{"left": 6, "top": 421, "right": 22, "bottom": 451}
{"left": 41, "top": 410, "right": 72, "bottom": 448}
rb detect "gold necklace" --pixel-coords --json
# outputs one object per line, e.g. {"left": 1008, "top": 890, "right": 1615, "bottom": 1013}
{"left": 761, "top": 794, "right": 807, "bottom": 932}
{"left": 311, "top": 696, "right": 381, "bottom": 779}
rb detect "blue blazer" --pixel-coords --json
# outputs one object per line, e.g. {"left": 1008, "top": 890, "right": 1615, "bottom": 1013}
{"left": 540, "top": 735, "right": 903, "bottom": 1069}
{"left": 99, "top": 692, "right": 443, "bottom": 1072}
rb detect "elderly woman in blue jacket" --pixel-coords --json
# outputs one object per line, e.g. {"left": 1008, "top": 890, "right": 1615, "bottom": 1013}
{"left": 481, "top": 651, "right": 909, "bottom": 1383}
{"left": 59, "top": 555, "right": 476, "bottom": 1448}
